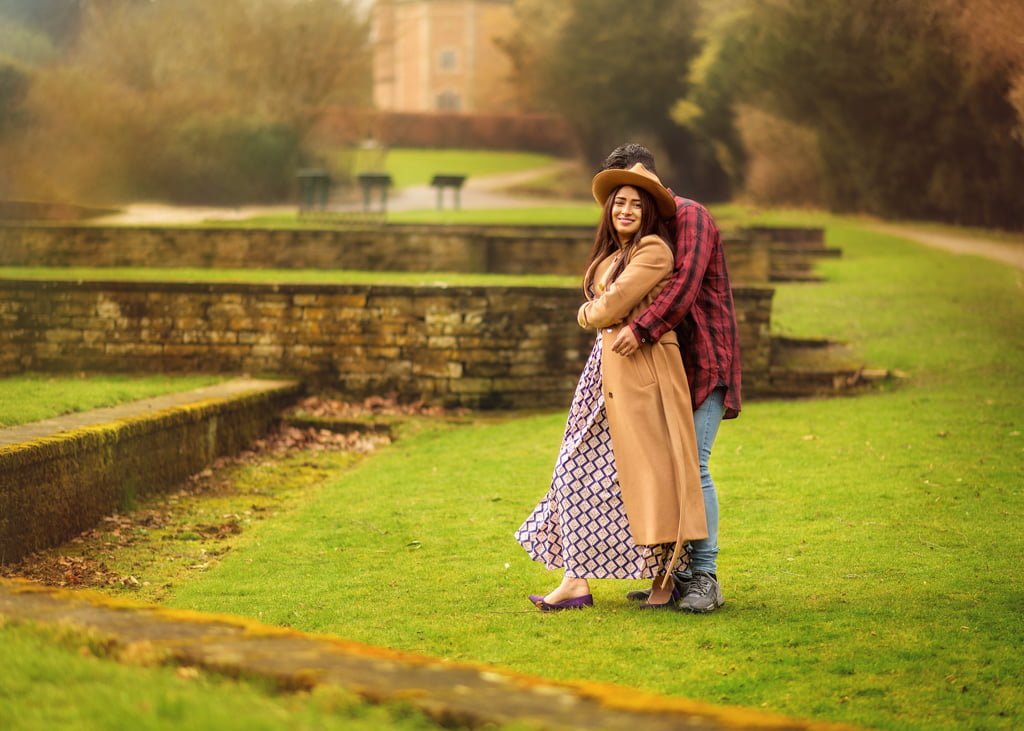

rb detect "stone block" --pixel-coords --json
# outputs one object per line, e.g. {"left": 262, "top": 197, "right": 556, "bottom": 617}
{"left": 463, "top": 363, "right": 511, "bottom": 378}
{"left": 103, "top": 342, "right": 138, "bottom": 356}
{"left": 364, "top": 346, "right": 401, "bottom": 359}
{"left": 320, "top": 294, "right": 368, "bottom": 308}
{"left": 338, "top": 306, "right": 370, "bottom": 321}
{"left": 133, "top": 344, "right": 165, "bottom": 357}
{"left": 361, "top": 320, "right": 411, "bottom": 338}
{"left": 427, "top": 336, "right": 457, "bottom": 349}
{"left": 206, "top": 303, "right": 248, "bottom": 321}
{"left": 368, "top": 295, "right": 416, "bottom": 311}
{"left": 425, "top": 311, "right": 463, "bottom": 327}
{"left": 207, "top": 330, "right": 239, "bottom": 345}
{"left": 162, "top": 344, "right": 207, "bottom": 358}
{"left": 43, "top": 328, "right": 82, "bottom": 343}
{"left": 458, "top": 349, "right": 510, "bottom": 365}
{"left": 382, "top": 360, "right": 413, "bottom": 377}
{"left": 252, "top": 301, "right": 289, "bottom": 318}
{"left": 447, "top": 377, "right": 493, "bottom": 394}
{"left": 301, "top": 307, "right": 332, "bottom": 322}
{"left": 169, "top": 301, "right": 204, "bottom": 317}
{"left": 510, "top": 348, "right": 545, "bottom": 364}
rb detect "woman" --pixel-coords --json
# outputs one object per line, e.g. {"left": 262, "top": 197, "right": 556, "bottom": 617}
{"left": 515, "top": 163, "right": 707, "bottom": 610}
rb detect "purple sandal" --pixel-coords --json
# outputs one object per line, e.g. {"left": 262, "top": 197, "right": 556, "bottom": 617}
{"left": 528, "top": 594, "right": 594, "bottom": 612}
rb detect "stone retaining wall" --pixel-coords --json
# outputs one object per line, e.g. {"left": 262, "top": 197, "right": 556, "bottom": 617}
{"left": 0, "top": 279, "right": 774, "bottom": 408}
{"left": 0, "top": 224, "right": 594, "bottom": 277}
{"left": 0, "top": 223, "right": 832, "bottom": 283}
{"left": 0, "top": 380, "right": 300, "bottom": 564}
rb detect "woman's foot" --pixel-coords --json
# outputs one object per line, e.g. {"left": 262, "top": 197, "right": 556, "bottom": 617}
{"left": 542, "top": 576, "right": 591, "bottom": 605}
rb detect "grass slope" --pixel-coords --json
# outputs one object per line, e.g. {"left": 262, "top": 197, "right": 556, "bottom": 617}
{"left": 161, "top": 221, "right": 1023, "bottom": 729}
{"left": 0, "top": 374, "right": 225, "bottom": 428}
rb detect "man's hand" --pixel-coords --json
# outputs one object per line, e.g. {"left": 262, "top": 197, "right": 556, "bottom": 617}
{"left": 611, "top": 326, "right": 639, "bottom": 357}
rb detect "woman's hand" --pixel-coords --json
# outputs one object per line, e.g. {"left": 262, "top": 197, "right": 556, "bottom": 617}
{"left": 611, "top": 326, "right": 640, "bottom": 357}
{"left": 577, "top": 303, "right": 590, "bottom": 328}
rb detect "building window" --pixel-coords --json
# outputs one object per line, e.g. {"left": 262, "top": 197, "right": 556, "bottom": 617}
{"left": 439, "top": 49, "right": 457, "bottom": 72}
{"left": 437, "top": 91, "right": 461, "bottom": 112}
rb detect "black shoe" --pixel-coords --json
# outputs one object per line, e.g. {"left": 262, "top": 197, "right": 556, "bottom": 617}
{"left": 626, "top": 574, "right": 691, "bottom": 602}
{"left": 676, "top": 571, "right": 724, "bottom": 613}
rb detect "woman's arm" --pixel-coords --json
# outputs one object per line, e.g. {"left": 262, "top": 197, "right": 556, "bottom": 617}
{"left": 578, "top": 235, "right": 673, "bottom": 329}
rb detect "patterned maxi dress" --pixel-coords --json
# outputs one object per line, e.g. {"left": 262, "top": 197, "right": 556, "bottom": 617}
{"left": 515, "top": 337, "right": 685, "bottom": 579}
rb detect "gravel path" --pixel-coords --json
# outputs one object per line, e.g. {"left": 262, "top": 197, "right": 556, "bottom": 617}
{"left": 866, "top": 222, "right": 1024, "bottom": 271}
{"left": 93, "top": 161, "right": 579, "bottom": 224}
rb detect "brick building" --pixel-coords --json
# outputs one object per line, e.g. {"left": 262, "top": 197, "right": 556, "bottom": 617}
{"left": 372, "top": 0, "right": 518, "bottom": 114}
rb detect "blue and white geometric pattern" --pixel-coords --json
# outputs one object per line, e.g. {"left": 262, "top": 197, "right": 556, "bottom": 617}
{"left": 515, "top": 337, "right": 684, "bottom": 579}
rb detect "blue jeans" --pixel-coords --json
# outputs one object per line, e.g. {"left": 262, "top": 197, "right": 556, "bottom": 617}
{"left": 679, "top": 387, "right": 725, "bottom": 577}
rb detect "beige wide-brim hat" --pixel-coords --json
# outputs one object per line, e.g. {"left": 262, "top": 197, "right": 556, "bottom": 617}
{"left": 592, "top": 162, "right": 676, "bottom": 218}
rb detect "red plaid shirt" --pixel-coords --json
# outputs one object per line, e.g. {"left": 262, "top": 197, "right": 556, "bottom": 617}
{"left": 629, "top": 194, "right": 742, "bottom": 418}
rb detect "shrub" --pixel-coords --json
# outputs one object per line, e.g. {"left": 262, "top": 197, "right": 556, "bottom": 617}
{"left": 151, "top": 117, "right": 302, "bottom": 204}
{"left": 734, "top": 105, "right": 823, "bottom": 207}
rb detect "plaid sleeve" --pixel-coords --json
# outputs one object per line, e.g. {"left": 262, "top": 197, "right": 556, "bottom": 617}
{"left": 630, "top": 201, "right": 717, "bottom": 343}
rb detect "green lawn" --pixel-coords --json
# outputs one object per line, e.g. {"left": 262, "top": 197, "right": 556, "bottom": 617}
{"left": 144, "top": 218, "right": 1023, "bottom": 730}
{"left": 199, "top": 205, "right": 600, "bottom": 228}
{"left": 347, "top": 147, "right": 558, "bottom": 190}
{"left": 386, "top": 204, "right": 599, "bottom": 226}
{"left": 0, "top": 374, "right": 226, "bottom": 428}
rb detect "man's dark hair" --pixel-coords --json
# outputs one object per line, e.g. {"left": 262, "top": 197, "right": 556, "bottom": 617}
{"left": 600, "top": 143, "right": 657, "bottom": 173}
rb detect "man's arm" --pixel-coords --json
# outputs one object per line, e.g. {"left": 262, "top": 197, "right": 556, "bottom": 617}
{"left": 628, "top": 200, "right": 718, "bottom": 344}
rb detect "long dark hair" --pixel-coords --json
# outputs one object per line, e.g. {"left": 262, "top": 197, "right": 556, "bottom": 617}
{"left": 583, "top": 184, "right": 674, "bottom": 296}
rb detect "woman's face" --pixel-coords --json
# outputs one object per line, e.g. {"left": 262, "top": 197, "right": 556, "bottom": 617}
{"left": 611, "top": 185, "right": 642, "bottom": 243}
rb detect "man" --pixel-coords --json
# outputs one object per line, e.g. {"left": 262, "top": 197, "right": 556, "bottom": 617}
{"left": 603, "top": 143, "right": 741, "bottom": 613}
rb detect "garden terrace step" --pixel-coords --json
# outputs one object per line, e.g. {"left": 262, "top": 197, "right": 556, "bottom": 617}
{"left": 0, "top": 378, "right": 301, "bottom": 565}
{"left": 767, "top": 367, "right": 868, "bottom": 398}
{"left": 282, "top": 414, "right": 398, "bottom": 437}
{"left": 762, "top": 336, "right": 877, "bottom": 397}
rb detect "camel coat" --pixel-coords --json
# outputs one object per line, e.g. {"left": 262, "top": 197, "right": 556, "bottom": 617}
{"left": 577, "top": 235, "right": 708, "bottom": 569}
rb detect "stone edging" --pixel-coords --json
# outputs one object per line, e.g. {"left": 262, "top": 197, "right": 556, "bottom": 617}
{"left": 0, "top": 579, "right": 859, "bottom": 731}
